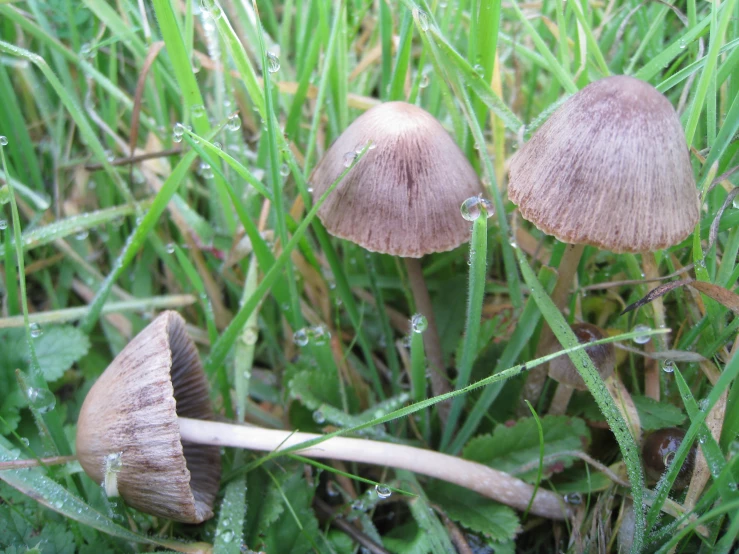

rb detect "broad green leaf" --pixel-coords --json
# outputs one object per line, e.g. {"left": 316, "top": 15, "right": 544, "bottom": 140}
{"left": 427, "top": 482, "right": 520, "bottom": 543}
{"left": 632, "top": 395, "right": 687, "bottom": 431}
{"left": 463, "top": 416, "right": 591, "bottom": 481}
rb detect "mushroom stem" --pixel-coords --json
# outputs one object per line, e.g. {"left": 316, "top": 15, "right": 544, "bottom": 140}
{"left": 548, "top": 384, "right": 574, "bottom": 415}
{"left": 519, "top": 243, "right": 585, "bottom": 414}
{"left": 641, "top": 252, "right": 668, "bottom": 401}
{"left": 177, "top": 417, "right": 567, "bottom": 520}
{"left": 404, "top": 258, "right": 452, "bottom": 416}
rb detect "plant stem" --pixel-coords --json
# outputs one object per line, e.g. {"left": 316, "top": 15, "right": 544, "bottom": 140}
{"left": 642, "top": 252, "right": 668, "bottom": 400}
{"left": 404, "top": 258, "right": 451, "bottom": 418}
{"left": 177, "top": 417, "right": 567, "bottom": 520}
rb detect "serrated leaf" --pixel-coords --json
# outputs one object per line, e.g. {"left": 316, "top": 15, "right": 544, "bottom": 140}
{"left": 260, "top": 469, "right": 319, "bottom": 554}
{"left": 0, "top": 326, "right": 90, "bottom": 382}
{"left": 37, "top": 522, "right": 76, "bottom": 554}
{"left": 632, "top": 395, "right": 687, "bottom": 431}
{"left": 33, "top": 326, "right": 91, "bottom": 382}
{"left": 427, "top": 482, "right": 520, "bottom": 543}
{"left": 463, "top": 416, "right": 590, "bottom": 481}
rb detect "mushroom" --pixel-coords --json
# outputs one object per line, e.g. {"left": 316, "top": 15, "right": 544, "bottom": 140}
{"left": 641, "top": 427, "right": 696, "bottom": 490}
{"left": 309, "top": 101, "right": 484, "bottom": 409}
{"left": 76, "top": 312, "right": 567, "bottom": 522}
{"left": 546, "top": 323, "right": 615, "bottom": 414}
{"left": 509, "top": 76, "right": 699, "bottom": 407}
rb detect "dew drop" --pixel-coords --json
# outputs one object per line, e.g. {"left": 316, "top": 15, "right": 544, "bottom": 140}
{"left": 411, "top": 313, "right": 428, "bottom": 334}
{"left": 166, "top": 243, "right": 176, "bottom": 254}
{"left": 663, "top": 451, "right": 676, "bottom": 467}
{"left": 75, "top": 229, "right": 89, "bottom": 241}
{"left": 415, "top": 9, "right": 430, "bottom": 31}
{"left": 342, "top": 151, "right": 357, "bottom": 167}
{"left": 313, "top": 410, "right": 326, "bottom": 424}
{"left": 312, "top": 325, "right": 331, "bottom": 346}
{"left": 564, "top": 492, "right": 582, "bottom": 505}
{"left": 20, "top": 437, "right": 30, "bottom": 447}
{"left": 227, "top": 113, "right": 242, "bottom": 132}
{"left": 679, "top": 39, "right": 687, "bottom": 49}
{"left": 0, "top": 136, "right": 8, "bottom": 146}
{"left": 0, "top": 185, "right": 10, "bottom": 205}
{"left": 200, "top": 162, "right": 214, "bottom": 179}
{"left": 266, "top": 52, "right": 280, "bottom": 73}
{"left": 242, "top": 328, "right": 258, "bottom": 345}
{"left": 29, "top": 322, "right": 43, "bottom": 338}
{"left": 221, "top": 530, "right": 234, "bottom": 543}
{"left": 326, "top": 481, "right": 340, "bottom": 497}
{"left": 293, "top": 328, "right": 309, "bottom": 347}
{"left": 25, "top": 387, "right": 56, "bottom": 413}
{"left": 632, "top": 324, "right": 651, "bottom": 344}
{"left": 351, "top": 499, "right": 365, "bottom": 511}
{"left": 375, "top": 484, "right": 392, "bottom": 499}
{"left": 473, "top": 63, "right": 484, "bottom": 75}
{"left": 191, "top": 55, "right": 202, "bottom": 73}
{"left": 662, "top": 359, "right": 675, "bottom": 373}
{"left": 0, "top": 219, "right": 9, "bottom": 230}
{"left": 460, "top": 194, "right": 494, "bottom": 221}
{"left": 192, "top": 104, "right": 206, "bottom": 118}
{"left": 280, "top": 163, "right": 290, "bottom": 177}
{"left": 419, "top": 72, "right": 430, "bottom": 88}
{"left": 105, "top": 452, "right": 123, "bottom": 473}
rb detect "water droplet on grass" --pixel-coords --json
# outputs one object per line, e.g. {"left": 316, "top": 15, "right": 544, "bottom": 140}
{"left": 227, "top": 113, "right": 242, "bottom": 132}
{"left": 0, "top": 136, "right": 8, "bottom": 146}
{"left": 29, "top": 322, "right": 43, "bottom": 338}
{"left": 293, "top": 328, "right": 309, "bottom": 346}
{"left": 26, "top": 387, "right": 55, "bottom": 413}
{"left": 460, "top": 195, "right": 494, "bottom": 221}
{"left": 662, "top": 360, "right": 675, "bottom": 373}
{"left": 375, "top": 484, "right": 392, "bottom": 499}
{"left": 266, "top": 52, "right": 280, "bottom": 73}
{"left": 312, "top": 410, "right": 325, "bottom": 424}
{"left": 342, "top": 151, "right": 356, "bottom": 167}
{"left": 415, "top": 9, "right": 430, "bottom": 31}
{"left": 632, "top": 324, "right": 651, "bottom": 344}
{"left": 411, "top": 314, "right": 427, "bottom": 333}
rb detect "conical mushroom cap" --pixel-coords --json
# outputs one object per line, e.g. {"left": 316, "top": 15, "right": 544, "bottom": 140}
{"left": 508, "top": 76, "right": 699, "bottom": 253}
{"left": 310, "top": 101, "right": 483, "bottom": 257}
{"left": 547, "top": 323, "right": 615, "bottom": 391}
{"left": 76, "top": 311, "right": 220, "bottom": 523}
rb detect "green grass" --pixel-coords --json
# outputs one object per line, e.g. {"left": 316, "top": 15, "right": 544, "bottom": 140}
{"left": 1, "top": 0, "right": 738, "bottom": 552}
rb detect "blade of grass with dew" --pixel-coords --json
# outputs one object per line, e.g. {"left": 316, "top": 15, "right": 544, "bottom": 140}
{"left": 645, "top": 347, "right": 739, "bottom": 534}
{"left": 243, "top": 327, "right": 667, "bottom": 471}
{"left": 410, "top": 321, "right": 430, "bottom": 441}
{"left": 214, "top": 475, "right": 247, "bottom": 554}
{"left": 441, "top": 207, "right": 488, "bottom": 451}
{"left": 79, "top": 127, "right": 219, "bottom": 333}
{"left": 514, "top": 245, "right": 646, "bottom": 553}
{"left": 673, "top": 368, "right": 739, "bottom": 512}
{"left": 633, "top": 8, "right": 715, "bottom": 83}
{"left": 682, "top": 0, "right": 738, "bottom": 147}
{"left": 655, "top": 499, "right": 739, "bottom": 553}
{"left": 0, "top": 200, "right": 152, "bottom": 257}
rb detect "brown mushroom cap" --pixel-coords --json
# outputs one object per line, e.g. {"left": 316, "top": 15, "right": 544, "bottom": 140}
{"left": 547, "top": 323, "right": 615, "bottom": 390}
{"left": 642, "top": 427, "right": 696, "bottom": 490}
{"left": 310, "top": 101, "right": 483, "bottom": 257}
{"left": 76, "top": 311, "right": 220, "bottom": 523}
{"left": 508, "top": 75, "right": 699, "bottom": 253}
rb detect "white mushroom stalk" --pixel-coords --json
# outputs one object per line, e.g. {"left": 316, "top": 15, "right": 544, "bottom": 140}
{"left": 177, "top": 417, "right": 567, "bottom": 520}
{"left": 76, "top": 312, "right": 569, "bottom": 523}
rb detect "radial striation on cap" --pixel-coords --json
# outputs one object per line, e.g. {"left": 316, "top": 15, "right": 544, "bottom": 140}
{"left": 310, "top": 101, "right": 483, "bottom": 258}
{"left": 76, "top": 311, "right": 220, "bottom": 523}
{"left": 508, "top": 75, "right": 699, "bottom": 253}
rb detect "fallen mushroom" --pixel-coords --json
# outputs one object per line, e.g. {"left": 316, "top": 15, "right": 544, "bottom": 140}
{"left": 509, "top": 76, "right": 699, "bottom": 407}
{"left": 546, "top": 323, "right": 616, "bottom": 415}
{"left": 309, "top": 101, "right": 485, "bottom": 409}
{"left": 76, "top": 311, "right": 567, "bottom": 523}
{"left": 642, "top": 427, "right": 696, "bottom": 491}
